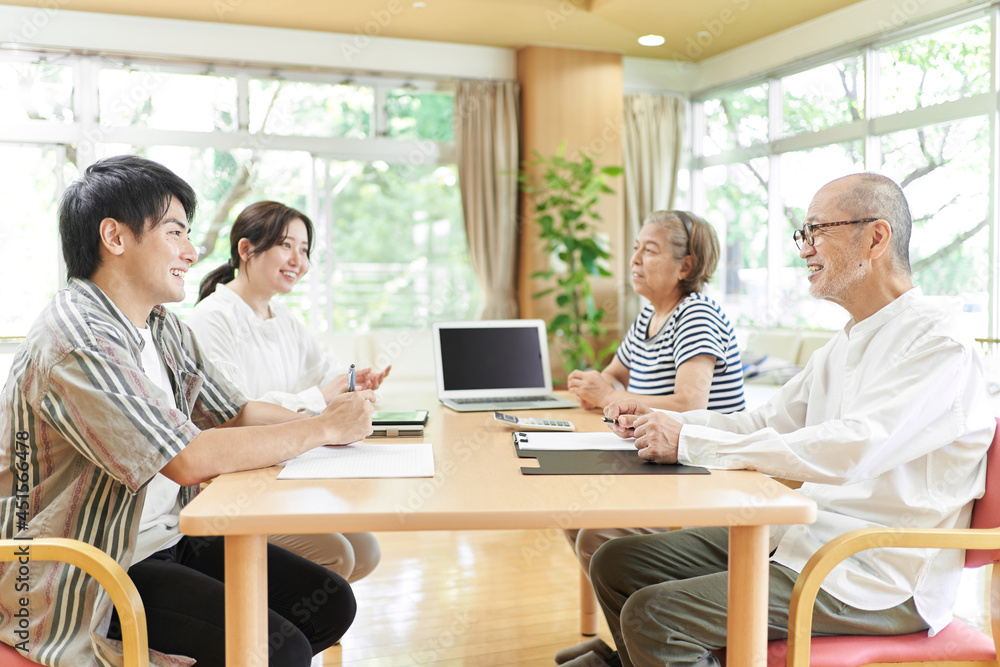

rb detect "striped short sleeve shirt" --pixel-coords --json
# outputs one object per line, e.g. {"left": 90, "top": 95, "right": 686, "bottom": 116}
{"left": 0, "top": 278, "right": 246, "bottom": 666}
{"left": 617, "top": 293, "right": 745, "bottom": 413}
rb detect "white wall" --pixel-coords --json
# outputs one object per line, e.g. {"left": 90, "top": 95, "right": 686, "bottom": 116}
{"left": 3, "top": 0, "right": 978, "bottom": 98}
{"left": 0, "top": 5, "right": 515, "bottom": 81}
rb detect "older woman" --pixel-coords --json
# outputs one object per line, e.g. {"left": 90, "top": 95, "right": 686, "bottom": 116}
{"left": 568, "top": 210, "right": 744, "bottom": 413}
{"left": 561, "top": 210, "right": 745, "bottom": 605}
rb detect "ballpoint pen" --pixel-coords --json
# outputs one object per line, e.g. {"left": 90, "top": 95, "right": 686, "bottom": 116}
{"left": 348, "top": 363, "right": 356, "bottom": 392}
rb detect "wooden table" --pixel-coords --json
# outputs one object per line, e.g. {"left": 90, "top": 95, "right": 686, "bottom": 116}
{"left": 179, "top": 395, "right": 816, "bottom": 667}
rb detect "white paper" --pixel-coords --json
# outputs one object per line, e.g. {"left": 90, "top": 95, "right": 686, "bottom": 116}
{"left": 515, "top": 431, "right": 636, "bottom": 451}
{"left": 277, "top": 442, "right": 435, "bottom": 479}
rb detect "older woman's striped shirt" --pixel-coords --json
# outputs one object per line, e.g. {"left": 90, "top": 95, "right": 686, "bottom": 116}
{"left": 617, "top": 293, "right": 745, "bottom": 413}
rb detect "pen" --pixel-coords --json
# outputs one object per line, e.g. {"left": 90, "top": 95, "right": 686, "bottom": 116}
{"left": 602, "top": 417, "right": 617, "bottom": 424}
{"left": 348, "top": 364, "right": 356, "bottom": 392}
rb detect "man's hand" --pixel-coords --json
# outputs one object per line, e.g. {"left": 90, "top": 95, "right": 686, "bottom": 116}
{"left": 318, "top": 390, "right": 376, "bottom": 444}
{"left": 568, "top": 370, "right": 616, "bottom": 408}
{"left": 603, "top": 399, "right": 652, "bottom": 438}
{"left": 632, "top": 412, "right": 683, "bottom": 464}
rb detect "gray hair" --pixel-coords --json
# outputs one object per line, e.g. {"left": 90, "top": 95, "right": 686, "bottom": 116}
{"left": 834, "top": 173, "right": 912, "bottom": 274}
{"left": 642, "top": 210, "right": 720, "bottom": 295}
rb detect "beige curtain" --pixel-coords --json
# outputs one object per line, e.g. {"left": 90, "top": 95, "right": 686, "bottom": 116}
{"left": 623, "top": 92, "right": 685, "bottom": 242}
{"left": 621, "top": 93, "right": 685, "bottom": 323}
{"left": 455, "top": 80, "right": 521, "bottom": 319}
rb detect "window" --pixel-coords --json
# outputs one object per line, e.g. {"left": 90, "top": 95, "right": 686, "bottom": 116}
{"left": 248, "top": 78, "right": 371, "bottom": 138}
{"left": 881, "top": 118, "right": 990, "bottom": 330}
{"left": 0, "top": 144, "right": 75, "bottom": 338}
{"left": 0, "top": 58, "right": 73, "bottom": 123}
{"left": 694, "top": 11, "right": 994, "bottom": 337}
{"left": 0, "top": 50, "right": 480, "bottom": 341}
{"left": 878, "top": 19, "right": 990, "bottom": 116}
{"left": 701, "top": 84, "right": 768, "bottom": 157}
{"left": 702, "top": 160, "right": 769, "bottom": 326}
{"left": 99, "top": 68, "right": 238, "bottom": 132}
{"left": 782, "top": 56, "right": 863, "bottom": 136}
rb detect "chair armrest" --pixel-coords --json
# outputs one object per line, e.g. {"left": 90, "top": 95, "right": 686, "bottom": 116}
{"left": 786, "top": 526, "right": 1000, "bottom": 667}
{"left": 0, "top": 538, "right": 148, "bottom": 667}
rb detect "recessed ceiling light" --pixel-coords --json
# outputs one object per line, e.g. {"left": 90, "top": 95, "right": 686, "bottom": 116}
{"left": 638, "top": 34, "right": 665, "bottom": 47}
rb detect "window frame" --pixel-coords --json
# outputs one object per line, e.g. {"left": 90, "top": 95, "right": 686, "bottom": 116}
{"left": 689, "top": 6, "right": 1000, "bottom": 338}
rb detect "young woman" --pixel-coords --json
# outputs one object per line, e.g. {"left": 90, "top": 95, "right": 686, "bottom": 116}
{"left": 563, "top": 210, "right": 745, "bottom": 582}
{"left": 185, "top": 200, "right": 388, "bottom": 581}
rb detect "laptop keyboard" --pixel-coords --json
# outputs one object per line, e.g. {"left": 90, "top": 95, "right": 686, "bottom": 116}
{"left": 452, "top": 396, "right": 556, "bottom": 405}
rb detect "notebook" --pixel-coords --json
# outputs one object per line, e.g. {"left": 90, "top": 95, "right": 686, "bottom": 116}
{"left": 432, "top": 319, "right": 579, "bottom": 412}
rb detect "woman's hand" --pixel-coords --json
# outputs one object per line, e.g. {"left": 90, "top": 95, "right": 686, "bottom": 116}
{"left": 567, "top": 369, "right": 617, "bottom": 408}
{"left": 320, "top": 365, "right": 392, "bottom": 402}
{"left": 354, "top": 365, "right": 392, "bottom": 391}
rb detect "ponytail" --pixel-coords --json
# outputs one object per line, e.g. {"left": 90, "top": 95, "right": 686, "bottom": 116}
{"left": 197, "top": 260, "right": 236, "bottom": 303}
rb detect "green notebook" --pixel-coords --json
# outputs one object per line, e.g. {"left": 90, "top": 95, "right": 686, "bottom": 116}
{"left": 372, "top": 410, "right": 429, "bottom": 426}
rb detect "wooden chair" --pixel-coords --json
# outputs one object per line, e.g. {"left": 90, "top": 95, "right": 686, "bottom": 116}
{"left": 0, "top": 538, "right": 148, "bottom": 667}
{"left": 767, "top": 416, "right": 1000, "bottom": 667}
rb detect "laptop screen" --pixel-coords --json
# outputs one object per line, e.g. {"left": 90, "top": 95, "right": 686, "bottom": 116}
{"left": 438, "top": 325, "right": 547, "bottom": 391}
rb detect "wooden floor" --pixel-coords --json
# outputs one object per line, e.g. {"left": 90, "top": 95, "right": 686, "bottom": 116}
{"left": 315, "top": 530, "right": 615, "bottom": 666}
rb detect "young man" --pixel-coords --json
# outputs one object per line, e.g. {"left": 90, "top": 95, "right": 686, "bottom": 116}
{"left": 560, "top": 173, "right": 996, "bottom": 667}
{"left": 0, "top": 155, "right": 374, "bottom": 667}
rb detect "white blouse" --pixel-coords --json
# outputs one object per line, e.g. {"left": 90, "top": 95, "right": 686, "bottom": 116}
{"left": 669, "top": 288, "right": 995, "bottom": 634}
{"left": 184, "top": 284, "right": 345, "bottom": 414}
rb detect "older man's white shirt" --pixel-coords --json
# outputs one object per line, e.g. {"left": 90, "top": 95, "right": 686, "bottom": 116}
{"left": 667, "top": 288, "right": 994, "bottom": 634}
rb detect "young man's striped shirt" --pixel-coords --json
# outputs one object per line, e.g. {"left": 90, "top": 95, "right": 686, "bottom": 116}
{"left": 0, "top": 278, "right": 246, "bottom": 666}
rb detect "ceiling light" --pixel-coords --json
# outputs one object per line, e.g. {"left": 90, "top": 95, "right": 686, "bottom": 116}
{"left": 638, "top": 34, "right": 665, "bottom": 47}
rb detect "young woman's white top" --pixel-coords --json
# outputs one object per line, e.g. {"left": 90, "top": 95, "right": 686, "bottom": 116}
{"left": 185, "top": 283, "right": 345, "bottom": 414}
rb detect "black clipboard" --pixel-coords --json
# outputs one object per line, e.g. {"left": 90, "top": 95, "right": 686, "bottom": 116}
{"left": 512, "top": 432, "right": 709, "bottom": 475}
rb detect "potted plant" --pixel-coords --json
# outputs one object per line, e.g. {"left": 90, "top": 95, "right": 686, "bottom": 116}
{"left": 519, "top": 143, "right": 622, "bottom": 374}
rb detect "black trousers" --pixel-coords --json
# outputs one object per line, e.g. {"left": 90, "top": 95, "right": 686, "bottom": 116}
{"left": 109, "top": 536, "right": 356, "bottom": 667}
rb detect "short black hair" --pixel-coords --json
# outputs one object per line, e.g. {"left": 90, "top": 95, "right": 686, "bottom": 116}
{"left": 58, "top": 155, "right": 197, "bottom": 280}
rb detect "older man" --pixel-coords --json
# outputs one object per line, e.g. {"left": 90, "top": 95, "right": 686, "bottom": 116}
{"left": 559, "top": 173, "right": 996, "bottom": 667}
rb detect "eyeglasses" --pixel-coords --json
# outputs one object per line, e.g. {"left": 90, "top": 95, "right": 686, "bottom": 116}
{"left": 793, "top": 217, "right": 878, "bottom": 250}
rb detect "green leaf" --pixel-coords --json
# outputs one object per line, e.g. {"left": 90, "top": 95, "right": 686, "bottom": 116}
{"left": 550, "top": 313, "right": 572, "bottom": 332}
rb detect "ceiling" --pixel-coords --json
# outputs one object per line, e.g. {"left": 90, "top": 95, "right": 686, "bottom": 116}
{"left": 0, "top": 0, "right": 866, "bottom": 61}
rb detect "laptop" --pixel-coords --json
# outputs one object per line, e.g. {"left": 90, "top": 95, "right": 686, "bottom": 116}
{"left": 432, "top": 319, "right": 580, "bottom": 412}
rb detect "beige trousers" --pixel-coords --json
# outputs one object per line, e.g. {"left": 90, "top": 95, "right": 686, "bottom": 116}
{"left": 268, "top": 532, "right": 381, "bottom": 583}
